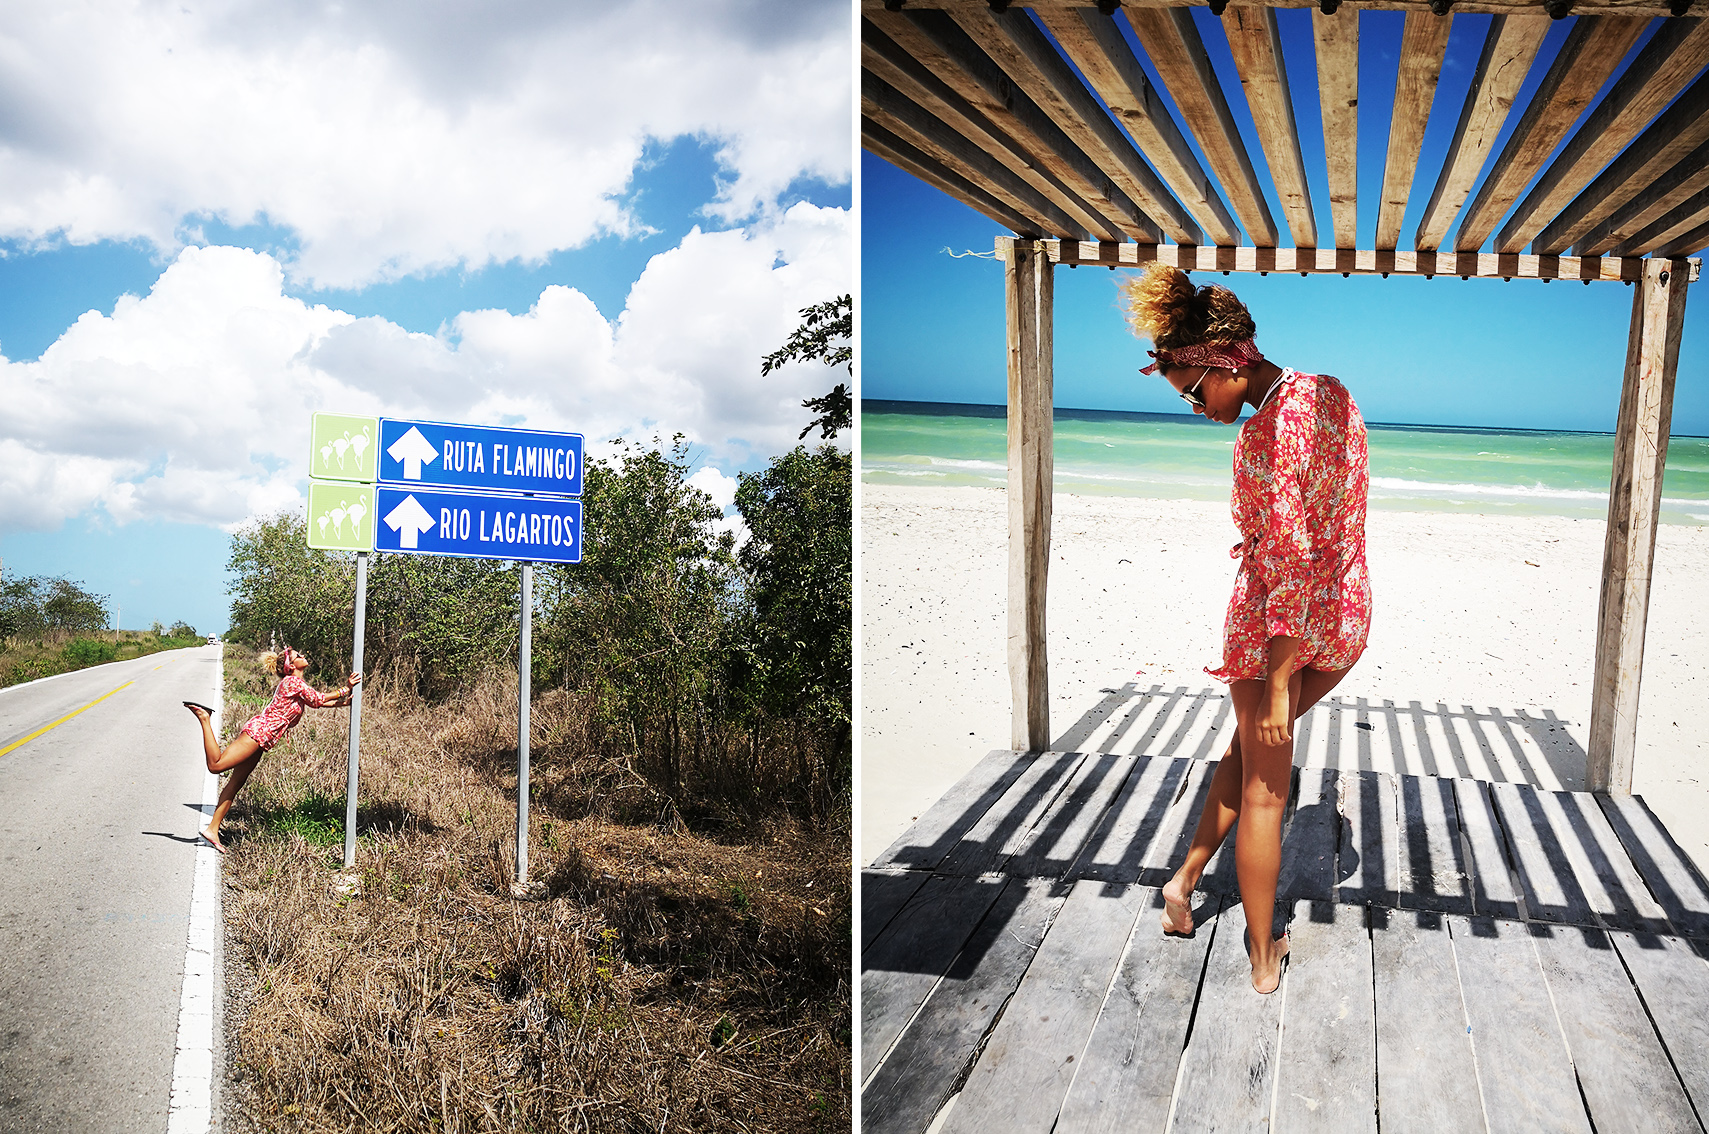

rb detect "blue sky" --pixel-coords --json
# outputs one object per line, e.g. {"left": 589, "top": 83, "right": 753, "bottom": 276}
{"left": 863, "top": 10, "right": 1709, "bottom": 437}
{"left": 0, "top": 3, "right": 851, "bottom": 637}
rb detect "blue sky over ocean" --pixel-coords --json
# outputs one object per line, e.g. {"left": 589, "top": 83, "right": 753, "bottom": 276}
{"left": 863, "top": 10, "right": 1709, "bottom": 438}
{"left": 0, "top": 3, "right": 852, "bottom": 636}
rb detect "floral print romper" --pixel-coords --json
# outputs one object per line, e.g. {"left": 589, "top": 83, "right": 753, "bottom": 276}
{"left": 241, "top": 675, "right": 329, "bottom": 749}
{"left": 1207, "top": 369, "right": 1371, "bottom": 683}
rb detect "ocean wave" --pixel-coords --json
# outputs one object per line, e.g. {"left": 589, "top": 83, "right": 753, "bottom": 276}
{"left": 1370, "top": 476, "right": 1609, "bottom": 502}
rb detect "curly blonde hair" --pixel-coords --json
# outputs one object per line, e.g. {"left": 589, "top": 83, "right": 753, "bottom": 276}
{"left": 1121, "top": 262, "right": 1257, "bottom": 361}
{"left": 258, "top": 650, "right": 289, "bottom": 678}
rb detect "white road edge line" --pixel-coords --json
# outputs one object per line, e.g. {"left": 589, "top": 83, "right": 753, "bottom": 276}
{"left": 168, "top": 649, "right": 222, "bottom": 1134}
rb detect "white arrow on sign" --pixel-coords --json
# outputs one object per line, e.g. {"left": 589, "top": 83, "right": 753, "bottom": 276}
{"left": 384, "top": 494, "right": 437, "bottom": 549}
{"left": 387, "top": 426, "right": 439, "bottom": 480}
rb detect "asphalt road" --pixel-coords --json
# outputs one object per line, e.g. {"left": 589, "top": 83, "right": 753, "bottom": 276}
{"left": 0, "top": 645, "right": 222, "bottom": 1133}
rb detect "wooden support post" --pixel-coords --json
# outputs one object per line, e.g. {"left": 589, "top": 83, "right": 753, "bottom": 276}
{"left": 1588, "top": 257, "right": 1689, "bottom": 793}
{"left": 1003, "top": 237, "right": 1054, "bottom": 753}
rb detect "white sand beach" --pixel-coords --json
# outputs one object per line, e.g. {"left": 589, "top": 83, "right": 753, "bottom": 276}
{"left": 860, "top": 484, "right": 1709, "bottom": 875}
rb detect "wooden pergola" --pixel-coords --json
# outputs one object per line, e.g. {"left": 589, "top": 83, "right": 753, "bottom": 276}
{"left": 862, "top": 0, "right": 1707, "bottom": 794}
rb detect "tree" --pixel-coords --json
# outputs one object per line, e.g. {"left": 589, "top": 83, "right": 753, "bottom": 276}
{"left": 762, "top": 295, "right": 852, "bottom": 440}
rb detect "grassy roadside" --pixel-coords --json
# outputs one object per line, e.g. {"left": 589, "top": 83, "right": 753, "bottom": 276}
{"left": 0, "top": 629, "right": 208, "bottom": 688}
{"left": 215, "top": 644, "right": 851, "bottom": 1133}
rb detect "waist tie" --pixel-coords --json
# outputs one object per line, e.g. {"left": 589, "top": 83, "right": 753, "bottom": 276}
{"left": 1230, "top": 535, "right": 1259, "bottom": 560}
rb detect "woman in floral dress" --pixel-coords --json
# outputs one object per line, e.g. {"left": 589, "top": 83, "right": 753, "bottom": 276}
{"left": 182, "top": 646, "right": 360, "bottom": 852}
{"left": 1125, "top": 263, "right": 1370, "bottom": 994}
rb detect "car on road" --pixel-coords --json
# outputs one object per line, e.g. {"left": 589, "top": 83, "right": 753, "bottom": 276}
{"left": 207, "top": 635, "right": 219, "bottom": 645}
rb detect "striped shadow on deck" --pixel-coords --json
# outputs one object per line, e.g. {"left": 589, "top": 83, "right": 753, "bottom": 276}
{"left": 862, "top": 750, "right": 1709, "bottom": 1134}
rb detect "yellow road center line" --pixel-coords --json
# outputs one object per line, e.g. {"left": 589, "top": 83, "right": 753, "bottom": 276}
{"left": 0, "top": 681, "right": 135, "bottom": 759}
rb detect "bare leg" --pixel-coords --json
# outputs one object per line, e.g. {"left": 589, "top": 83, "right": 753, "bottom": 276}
{"left": 1230, "top": 674, "right": 1302, "bottom": 992}
{"left": 1162, "top": 665, "right": 1355, "bottom": 934}
{"left": 203, "top": 752, "right": 261, "bottom": 851}
{"left": 187, "top": 705, "right": 259, "bottom": 773}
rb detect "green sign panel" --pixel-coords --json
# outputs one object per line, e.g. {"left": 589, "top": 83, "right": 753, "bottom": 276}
{"left": 310, "top": 413, "right": 379, "bottom": 483}
{"left": 307, "top": 481, "right": 377, "bottom": 551}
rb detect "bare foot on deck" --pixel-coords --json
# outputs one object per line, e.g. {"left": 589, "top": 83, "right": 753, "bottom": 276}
{"left": 1250, "top": 931, "right": 1290, "bottom": 995}
{"left": 1161, "top": 877, "right": 1194, "bottom": 936}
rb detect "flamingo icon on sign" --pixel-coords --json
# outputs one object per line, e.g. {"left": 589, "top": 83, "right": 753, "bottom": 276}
{"left": 387, "top": 426, "right": 439, "bottom": 480}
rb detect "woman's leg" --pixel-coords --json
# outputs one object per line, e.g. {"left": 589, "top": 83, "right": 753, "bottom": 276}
{"left": 1231, "top": 673, "right": 1302, "bottom": 992}
{"left": 1162, "top": 665, "right": 1355, "bottom": 932}
{"left": 187, "top": 705, "right": 260, "bottom": 772}
{"left": 202, "top": 751, "right": 261, "bottom": 851}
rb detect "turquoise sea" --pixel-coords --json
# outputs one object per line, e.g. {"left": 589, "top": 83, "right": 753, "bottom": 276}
{"left": 862, "top": 400, "right": 1709, "bottom": 527}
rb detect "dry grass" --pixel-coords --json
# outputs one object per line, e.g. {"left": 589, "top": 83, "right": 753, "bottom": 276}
{"left": 217, "top": 648, "right": 850, "bottom": 1133}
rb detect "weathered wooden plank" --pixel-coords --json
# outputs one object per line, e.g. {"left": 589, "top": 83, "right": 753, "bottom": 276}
{"left": 1007, "top": 752, "right": 1138, "bottom": 878}
{"left": 951, "top": 5, "right": 1202, "bottom": 245}
{"left": 861, "top": 877, "right": 1070, "bottom": 1134}
{"left": 1610, "top": 930, "right": 1709, "bottom": 1113}
{"left": 1035, "top": 6, "right": 1242, "bottom": 246}
{"left": 1222, "top": 4, "right": 1318, "bottom": 248}
{"left": 1413, "top": 15, "right": 1550, "bottom": 252}
{"left": 862, "top": 868, "right": 931, "bottom": 952}
{"left": 869, "top": 748, "right": 1034, "bottom": 871}
{"left": 1488, "top": 780, "right": 1597, "bottom": 925}
{"left": 1338, "top": 770, "right": 1399, "bottom": 906}
{"left": 863, "top": 119, "right": 1044, "bottom": 236}
{"left": 1533, "top": 925, "right": 1701, "bottom": 1133}
{"left": 1038, "top": 237, "right": 1696, "bottom": 282}
{"left": 1374, "top": 10, "right": 1452, "bottom": 251}
{"left": 1555, "top": 788, "right": 1673, "bottom": 931}
{"left": 1123, "top": 6, "right": 1280, "bottom": 245}
{"left": 1278, "top": 766, "right": 1339, "bottom": 902}
{"left": 1589, "top": 257, "right": 1689, "bottom": 790}
{"left": 861, "top": 873, "right": 1013, "bottom": 1074}
{"left": 1138, "top": 758, "right": 1218, "bottom": 887}
{"left": 871, "top": 10, "right": 1159, "bottom": 243}
{"left": 942, "top": 880, "right": 1148, "bottom": 1134}
{"left": 1313, "top": 7, "right": 1359, "bottom": 248}
{"left": 1597, "top": 793, "right": 1709, "bottom": 939}
{"left": 1453, "top": 15, "right": 1648, "bottom": 252}
{"left": 862, "top": 0, "right": 1704, "bottom": 13}
{"left": 1658, "top": 212, "right": 1709, "bottom": 257}
{"left": 1272, "top": 900, "right": 1377, "bottom": 1133}
{"left": 1005, "top": 236, "right": 1054, "bottom": 754}
{"left": 1450, "top": 915, "right": 1591, "bottom": 1133}
{"left": 1452, "top": 777, "right": 1523, "bottom": 918}
{"left": 1054, "top": 891, "right": 1224, "bottom": 1134}
{"left": 1497, "top": 18, "right": 1709, "bottom": 254}
{"left": 937, "top": 750, "right": 1080, "bottom": 876}
{"left": 1170, "top": 900, "right": 1285, "bottom": 1133}
{"left": 1579, "top": 137, "right": 1709, "bottom": 255}
{"left": 1075, "top": 753, "right": 1198, "bottom": 884}
{"left": 1536, "top": 70, "right": 1709, "bottom": 255}
{"left": 1626, "top": 184, "right": 1709, "bottom": 256}
{"left": 1395, "top": 773, "right": 1472, "bottom": 913}
{"left": 1370, "top": 906, "right": 1484, "bottom": 1133}
{"left": 864, "top": 19, "right": 1128, "bottom": 243}
{"left": 863, "top": 74, "right": 1090, "bottom": 239}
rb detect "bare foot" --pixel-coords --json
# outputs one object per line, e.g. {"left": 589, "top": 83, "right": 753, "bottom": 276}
{"left": 1250, "top": 931, "right": 1290, "bottom": 994}
{"left": 183, "top": 702, "right": 212, "bottom": 721}
{"left": 199, "top": 827, "right": 226, "bottom": 854}
{"left": 1161, "top": 877, "right": 1194, "bottom": 936}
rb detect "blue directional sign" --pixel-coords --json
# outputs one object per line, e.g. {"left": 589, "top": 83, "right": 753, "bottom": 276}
{"left": 377, "top": 418, "right": 583, "bottom": 497}
{"left": 375, "top": 486, "right": 582, "bottom": 564}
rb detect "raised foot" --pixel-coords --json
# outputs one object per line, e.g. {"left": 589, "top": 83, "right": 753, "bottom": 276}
{"left": 199, "top": 827, "right": 226, "bottom": 855}
{"left": 183, "top": 701, "right": 215, "bottom": 719}
{"left": 1250, "top": 932, "right": 1290, "bottom": 995}
{"left": 1160, "top": 879, "right": 1194, "bottom": 937}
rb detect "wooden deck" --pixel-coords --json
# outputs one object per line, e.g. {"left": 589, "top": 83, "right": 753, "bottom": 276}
{"left": 862, "top": 748, "right": 1709, "bottom": 1133}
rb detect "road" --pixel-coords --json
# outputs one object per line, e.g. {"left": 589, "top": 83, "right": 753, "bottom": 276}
{"left": 0, "top": 645, "right": 222, "bottom": 1133}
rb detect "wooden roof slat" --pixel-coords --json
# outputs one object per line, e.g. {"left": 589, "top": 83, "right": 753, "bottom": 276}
{"left": 947, "top": 5, "right": 1205, "bottom": 245}
{"left": 1620, "top": 182, "right": 1709, "bottom": 253}
{"left": 1413, "top": 15, "right": 1551, "bottom": 252}
{"left": 1222, "top": 5, "right": 1319, "bottom": 247}
{"left": 1535, "top": 69, "right": 1709, "bottom": 253}
{"left": 1656, "top": 210, "right": 1709, "bottom": 255}
{"left": 1122, "top": 6, "right": 1282, "bottom": 245}
{"left": 863, "top": 20, "right": 1132, "bottom": 242}
{"left": 1032, "top": 6, "right": 1243, "bottom": 245}
{"left": 1453, "top": 15, "right": 1649, "bottom": 252}
{"left": 863, "top": 73, "right": 1094, "bottom": 239}
{"left": 1313, "top": 8, "right": 1360, "bottom": 248}
{"left": 1375, "top": 11, "right": 1454, "bottom": 250}
{"left": 869, "top": 9, "right": 1164, "bottom": 242}
{"left": 1496, "top": 16, "right": 1709, "bottom": 254}
{"left": 1577, "top": 136, "right": 1709, "bottom": 253}
{"left": 861, "top": 1, "right": 1701, "bottom": 14}
{"left": 863, "top": 117, "right": 1046, "bottom": 235}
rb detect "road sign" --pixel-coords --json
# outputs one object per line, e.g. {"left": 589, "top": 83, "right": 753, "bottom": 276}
{"left": 374, "top": 486, "right": 582, "bottom": 563}
{"left": 310, "top": 413, "right": 379, "bottom": 483}
{"left": 377, "top": 419, "right": 583, "bottom": 497}
{"left": 307, "top": 481, "right": 377, "bottom": 551}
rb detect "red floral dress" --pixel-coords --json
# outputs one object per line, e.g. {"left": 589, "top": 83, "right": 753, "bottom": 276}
{"left": 241, "top": 675, "right": 330, "bottom": 749}
{"left": 1207, "top": 369, "right": 1371, "bottom": 682}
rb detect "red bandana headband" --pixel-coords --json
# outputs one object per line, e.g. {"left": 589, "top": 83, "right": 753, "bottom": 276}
{"left": 1140, "top": 338, "right": 1264, "bottom": 374}
{"left": 279, "top": 646, "right": 297, "bottom": 672}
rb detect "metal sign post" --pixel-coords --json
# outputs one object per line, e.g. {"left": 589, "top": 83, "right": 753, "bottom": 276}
{"left": 344, "top": 550, "right": 368, "bottom": 870}
{"left": 516, "top": 563, "right": 533, "bottom": 885}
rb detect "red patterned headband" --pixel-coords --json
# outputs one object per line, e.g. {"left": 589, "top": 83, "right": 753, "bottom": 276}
{"left": 279, "top": 646, "right": 297, "bottom": 672}
{"left": 1140, "top": 338, "right": 1264, "bottom": 374}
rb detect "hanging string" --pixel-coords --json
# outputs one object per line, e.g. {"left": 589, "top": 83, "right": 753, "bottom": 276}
{"left": 940, "top": 246, "right": 996, "bottom": 259}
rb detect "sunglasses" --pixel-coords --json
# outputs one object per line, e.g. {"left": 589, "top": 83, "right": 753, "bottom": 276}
{"left": 1179, "top": 367, "right": 1212, "bottom": 411}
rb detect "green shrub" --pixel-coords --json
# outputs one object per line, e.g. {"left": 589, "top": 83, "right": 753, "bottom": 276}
{"left": 63, "top": 638, "right": 117, "bottom": 666}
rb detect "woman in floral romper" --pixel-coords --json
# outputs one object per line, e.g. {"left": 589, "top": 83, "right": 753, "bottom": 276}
{"left": 182, "top": 646, "right": 360, "bottom": 852}
{"left": 1126, "top": 264, "right": 1370, "bottom": 994}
